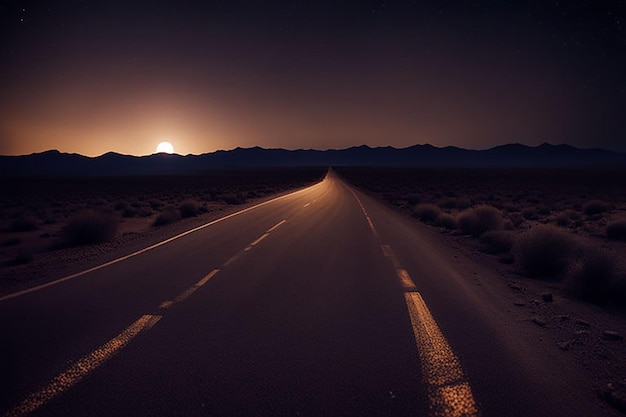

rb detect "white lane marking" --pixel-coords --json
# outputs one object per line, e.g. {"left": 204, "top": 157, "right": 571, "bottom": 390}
{"left": 0, "top": 181, "right": 324, "bottom": 303}
{"left": 346, "top": 187, "right": 378, "bottom": 236}
{"left": 196, "top": 269, "right": 219, "bottom": 287}
{"left": 223, "top": 254, "right": 240, "bottom": 267}
{"left": 4, "top": 315, "right": 161, "bottom": 417}
{"left": 249, "top": 233, "right": 270, "bottom": 247}
{"left": 405, "top": 292, "right": 478, "bottom": 417}
{"left": 164, "top": 269, "right": 220, "bottom": 307}
{"left": 174, "top": 286, "right": 198, "bottom": 303}
{"left": 266, "top": 219, "right": 287, "bottom": 233}
{"left": 381, "top": 244, "right": 403, "bottom": 270}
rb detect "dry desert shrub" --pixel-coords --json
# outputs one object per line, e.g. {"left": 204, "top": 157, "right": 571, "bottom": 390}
{"left": 537, "top": 206, "right": 551, "bottom": 216}
{"left": 153, "top": 207, "right": 180, "bottom": 226}
{"left": 522, "top": 207, "right": 538, "bottom": 220}
{"left": 122, "top": 207, "right": 137, "bottom": 218}
{"left": 515, "top": 225, "right": 576, "bottom": 279}
{"left": 437, "top": 197, "right": 472, "bottom": 210}
{"left": 9, "top": 215, "right": 39, "bottom": 232}
{"left": 179, "top": 201, "right": 200, "bottom": 218}
{"left": 507, "top": 212, "right": 525, "bottom": 228}
{"left": 114, "top": 201, "right": 128, "bottom": 211}
{"left": 222, "top": 193, "right": 246, "bottom": 205}
{"left": 406, "top": 194, "right": 422, "bottom": 205}
{"left": 63, "top": 210, "right": 118, "bottom": 246}
{"left": 566, "top": 247, "right": 616, "bottom": 304}
{"left": 606, "top": 220, "right": 626, "bottom": 241}
{"left": 554, "top": 212, "right": 570, "bottom": 227}
{"left": 11, "top": 252, "right": 33, "bottom": 265}
{"left": 412, "top": 204, "right": 441, "bottom": 223}
{"left": 137, "top": 207, "right": 153, "bottom": 217}
{"left": 3, "top": 237, "right": 21, "bottom": 246}
{"left": 479, "top": 230, "right": 515, "bottom": 254}
{"left": 583, "top": 200, "right": 610, "bottom": 216}
{"left": 438, "top": 198, "right": 458, "bottom": 209}
{"left": 435, "top": 213, "right": 457, "bottom": 230}
{"left": 457, "top": 205, "right": 503, "bottom": 237}
{"left": 149, "top": 199, "right": 163, "bottom": 210}
{"left": 567, "top": 209, "right": 582, "bottom": 221}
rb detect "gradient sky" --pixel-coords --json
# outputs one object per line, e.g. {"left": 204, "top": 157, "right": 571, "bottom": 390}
{"left": 1, "top": 0, "right": 625, "bottom": 156}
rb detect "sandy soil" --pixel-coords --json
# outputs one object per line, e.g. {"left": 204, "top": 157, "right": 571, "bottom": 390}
{"left": 441, "top": 228, "right": 626, "bottom": 415}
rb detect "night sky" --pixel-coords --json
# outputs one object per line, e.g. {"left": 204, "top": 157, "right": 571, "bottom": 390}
{"left": 1, "top": 1, "right": 625, "bottom": 156}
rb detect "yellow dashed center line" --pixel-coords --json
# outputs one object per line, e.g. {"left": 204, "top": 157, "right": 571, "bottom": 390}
{"left": 250, "top": 233, "right": 270, "bottom": 247}
{"left": 4, "top": 315, "right": 161, "bottom": 417}
{"left": 405, "top": 292, "right": 479, "bottom": 417}
{"left": 348, "top": 186, "right": 478, "bottom": 417}
{"left": 347, "top": 187, "right": 378, "bottom": 236}
{"left": 267, "top": 219, "right": 287, "bottom": 233}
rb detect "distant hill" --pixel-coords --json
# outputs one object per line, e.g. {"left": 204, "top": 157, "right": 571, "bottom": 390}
{"left": 1, "top": 143, "right": 625, "bottom": 176}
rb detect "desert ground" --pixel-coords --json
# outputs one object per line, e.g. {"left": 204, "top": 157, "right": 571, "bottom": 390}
{"left": 336, "top": 167, "right": 626, "bottom": 305}
{"left": 0, "top": 168, "right": 326, "bottom": 294}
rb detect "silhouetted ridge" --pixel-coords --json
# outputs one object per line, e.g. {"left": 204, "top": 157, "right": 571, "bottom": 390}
{"left": 1, "top": 143, "right": 624, "bottom": 175}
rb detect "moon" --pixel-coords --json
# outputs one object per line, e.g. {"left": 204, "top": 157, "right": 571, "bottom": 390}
{"left": 156, "top": 141, "right": 174, "bottom": 154}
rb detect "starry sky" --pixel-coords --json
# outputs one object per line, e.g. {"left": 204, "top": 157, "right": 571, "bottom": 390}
{"left": 1, "top": 0, "right": 625, "bottom": 156}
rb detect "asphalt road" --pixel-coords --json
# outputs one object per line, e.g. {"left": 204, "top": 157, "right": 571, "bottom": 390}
{"left": 1, "top": 171, "right": 597, "bottom": 416}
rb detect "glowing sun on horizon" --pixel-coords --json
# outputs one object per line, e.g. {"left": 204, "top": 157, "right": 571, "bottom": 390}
{"left": 156, "top": 141, "right": 174, "bottom": 154}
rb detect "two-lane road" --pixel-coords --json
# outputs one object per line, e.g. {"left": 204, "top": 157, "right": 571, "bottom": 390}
{"left": 1, "top": 171, "right": 596, "bottom": 416}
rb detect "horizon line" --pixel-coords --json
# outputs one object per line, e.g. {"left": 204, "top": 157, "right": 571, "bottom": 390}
{"left": 1, "top": 141, "right": 620, "bottom": 158}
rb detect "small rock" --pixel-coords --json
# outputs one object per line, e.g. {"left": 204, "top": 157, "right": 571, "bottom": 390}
{"left": 514, "top": 301, "right": 526, "bottom": 307}
{"left": 558, "top": 315, "right": 571, "bottom": 322}
{"left": 602, "top": 384, "right": 626, "bottom": 413}
{"left": 508, "top": 282, "right": 523, "bottom": 291}
{"left": 603, "top": 331, "right": 624, "bottom": 341}
{"left": 558, "top": 339, "right": 573, "bottom": 351}
{"left": 532, "top": 317, "right": 546, "bottom": 327}
{"left": 575, "top": 319, "right": 590, "bottom": 327}
{"left": 498, "top": 254, "right": 515, "bottom": 264}
{"left": 541, "top": 293, "right": 553, "bottom": 302}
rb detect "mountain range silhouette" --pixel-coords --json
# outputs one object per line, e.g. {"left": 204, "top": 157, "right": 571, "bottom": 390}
{"left": 1, "top": 143, "right": 624, "bottom": 175}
